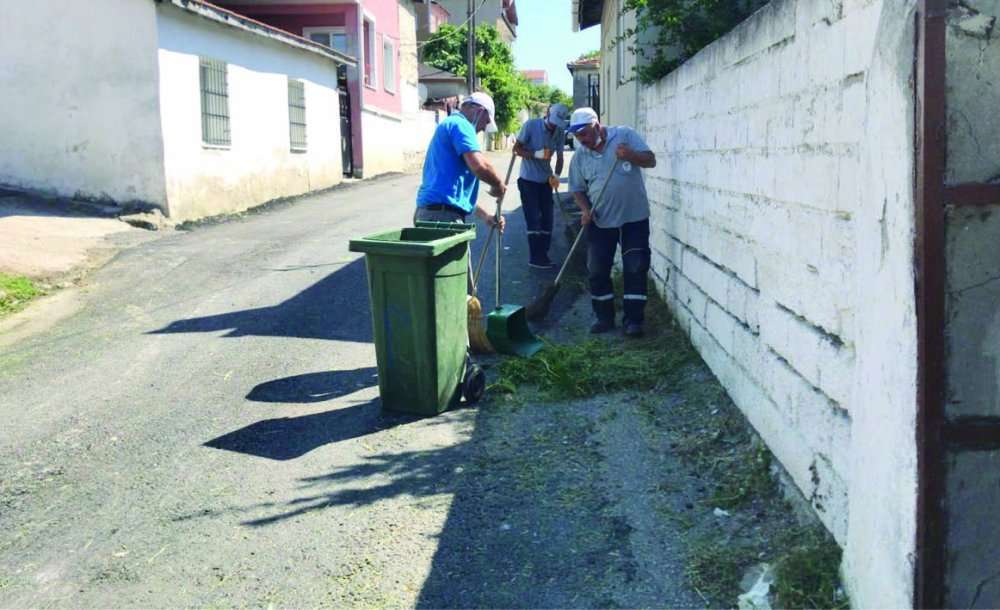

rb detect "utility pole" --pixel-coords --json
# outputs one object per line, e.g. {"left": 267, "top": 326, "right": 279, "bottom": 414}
{"left": 466, "top": 0, "right": 476, "bottom": 94}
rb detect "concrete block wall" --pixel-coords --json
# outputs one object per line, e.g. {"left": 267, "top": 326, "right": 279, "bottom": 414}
{"left": 638, "top": 1, "right": 920, "bottom": 607}
{"left": 942, "top": 1, "right": 1000, "bottom": 606}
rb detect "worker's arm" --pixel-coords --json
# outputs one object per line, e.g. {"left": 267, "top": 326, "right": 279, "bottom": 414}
{"left": 463, "top": 151, "right": 504, "bottom": 195}
{"left": 554, "top": 144, "right": 565, "bottom": 177}
{"left": 512, "top": 140, "right": 533, "bottom": 160}
{"left": 572, "top": 191, "right": 594, "bottom": 226}
{"left": 615, "top": 144, "right": 656, "bottom": 168}
{"left": 462, "top": 151, "right": 507, "bottom": 232}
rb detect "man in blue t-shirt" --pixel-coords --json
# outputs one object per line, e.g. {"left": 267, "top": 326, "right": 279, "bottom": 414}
{"left": 415, "top": 92, "right": 506, "bottom": 233}
{"left": 513, "top": 103, "right": 570, "bottom": 269}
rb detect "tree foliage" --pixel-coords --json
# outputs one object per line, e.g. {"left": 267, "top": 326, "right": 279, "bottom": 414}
{"left": 524, "top": 82, "right": 573, "bottom": 118}
{"left": 422, "top": 23, "right": 529, "bottom": 133}
{"left": 620, "top": 0, "right": 768, "bottom": 84}
{"left": 577, "top": 49, "right": 601, "bottom": 60}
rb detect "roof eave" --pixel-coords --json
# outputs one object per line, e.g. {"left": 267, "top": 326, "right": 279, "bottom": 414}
{"left": 572, "top": 0, "right": 604, "bottom": 32}
{"left": 165, "top": 0, "right": 358, "bottom": 67}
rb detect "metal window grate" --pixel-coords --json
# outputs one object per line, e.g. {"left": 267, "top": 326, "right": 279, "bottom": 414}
{"left": 288, "top": 79, "right": 307, "bottom": 152}
{"left": 199, "top": 57, "right": 230, "bottom": 147}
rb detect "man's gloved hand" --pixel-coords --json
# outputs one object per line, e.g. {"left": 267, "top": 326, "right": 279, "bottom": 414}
{"left": 547, "top": 175, "right": 560, "bottom": 190}
{"left": 533, "top": 148, "right": 553, "bottom": 160}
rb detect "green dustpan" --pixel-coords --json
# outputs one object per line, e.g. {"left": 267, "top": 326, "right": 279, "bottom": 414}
{"left": 484, "top": 187, "right": 544, "bottom": 359}
{"left": 487, "top": 304, "right": 544, "bottom": 358}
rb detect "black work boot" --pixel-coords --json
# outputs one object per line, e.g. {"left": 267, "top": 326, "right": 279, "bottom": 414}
{"left": 590, "top": 318, "right": 615, "bottom": 334}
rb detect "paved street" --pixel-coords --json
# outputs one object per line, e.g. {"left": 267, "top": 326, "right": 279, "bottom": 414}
{"left": 1, "top": 153, "right": 664, "bottom": 608}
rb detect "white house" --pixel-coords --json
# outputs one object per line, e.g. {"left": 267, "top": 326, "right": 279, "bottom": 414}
{"left": 0, "top": 0, "right": 356, "bottom": 221}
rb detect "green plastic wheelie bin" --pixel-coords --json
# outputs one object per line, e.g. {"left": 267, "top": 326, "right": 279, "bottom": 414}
{"left": 348, "top": 224, "right": 483, "bottom": 415}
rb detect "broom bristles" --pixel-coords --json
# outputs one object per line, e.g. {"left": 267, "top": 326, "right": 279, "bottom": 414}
{"left": 467, "top": 295, "right": 494, "bottom": 353}
{"left": 525, "top": 284, "right": 559, "bottom": 321}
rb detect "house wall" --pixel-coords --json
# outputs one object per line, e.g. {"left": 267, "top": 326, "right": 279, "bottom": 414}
{"left": 0, "top": 0, "right": 167, "bottom": 208}
{"left": 221, "top": 1, "right": 407, "bottom": 177}
{"left": 437, "top": 0, "right": 516, "bottom": 42}
{"left": 219, "top": 2, "right": 364, "bottom": 175}
{"left": 399, "top": 0, "right": 421, "bottom": 115}
{"left": 360, "top": 0, "right": 404, "bottom": 116}
{"left": 569, "top": 65, "right": 599, "bottom": 112}
{"left": 399, "top": 0, "right": 436, "bottom": 171}
{"left": 156, "top": 3, "right": 343, "bottom": 220}
{"left": 941, "top": 1, "right": 1000, "bottom": 606}
{"left": 414, "top": 1, "right": 449, "bottom": 60}
{"left": 598, "top": 0, "right": 637, "bottom": 126}
{"left": 636, "top": 1, "right": 919, "bottom": 607}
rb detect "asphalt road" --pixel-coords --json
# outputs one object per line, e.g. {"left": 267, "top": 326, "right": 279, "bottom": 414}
{"left": 1, "top": 152, "right": 661, "bottom": 608}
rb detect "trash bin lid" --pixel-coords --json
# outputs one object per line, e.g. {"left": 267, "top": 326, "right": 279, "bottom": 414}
{"left": 348, "top": 225, "right": 476, "bottom": 258}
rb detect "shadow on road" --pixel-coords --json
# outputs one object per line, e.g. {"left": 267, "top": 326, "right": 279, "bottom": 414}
{"left": 240, "top": 442, "right": 468, "bottom": 527}
{"left": 150, "top": 258, "right": 372, "bottom": 343}
{"left": 246, "top": 367, "right": 378, "bottom": 403}
{"left": 203, "top": 396, "right": 419, "bottom": 461}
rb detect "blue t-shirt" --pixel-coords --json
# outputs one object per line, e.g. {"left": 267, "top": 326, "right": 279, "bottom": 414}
{"left": 416, "top": 111, "right": 482, "bottom": 213}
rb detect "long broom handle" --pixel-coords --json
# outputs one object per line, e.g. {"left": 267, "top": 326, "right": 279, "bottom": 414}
{"left": 552, "top": 158, "right": 620, "bottom": 288}
{"left": 472, "top": 152, "right": 517, "bottom": 295}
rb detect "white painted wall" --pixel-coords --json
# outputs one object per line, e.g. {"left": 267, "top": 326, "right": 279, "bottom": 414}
{"left": 401, "top": 110, "right": 439, "bottom": 172}
{"left": 156, "top": 4, "right": 344, "bottom": 220}
{"left": 636, "top": 1, "right": 918, "bottom": 607}
{"left": 0, "top": 0, "right": 167, "bottom": 207}
{"left": 598, "top": 0, "right": 637, "bottom": 126}
{"left": 359, "top": 110, "right": 406, "bottom": 178}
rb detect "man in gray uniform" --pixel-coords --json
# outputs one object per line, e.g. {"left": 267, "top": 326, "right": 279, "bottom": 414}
{"left": 512, "top": 103, "right": 570, "bottom": 268}
{"left": 567, "top": 107, "right": 657, "bottom": 337}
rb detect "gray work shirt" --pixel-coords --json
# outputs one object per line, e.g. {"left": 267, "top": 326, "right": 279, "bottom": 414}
{"left": 568, "top": 126, "right": 652, "bottom": 229}
{"left": 516, "top": 117, "right": 564, "bottom": 183}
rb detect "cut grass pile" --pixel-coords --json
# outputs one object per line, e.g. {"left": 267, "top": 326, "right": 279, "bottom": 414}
{"left": 492, "top": 283, "right": 700, "bottom": 401}
{"left": 0, "top": 274, "right": 42, "bottom": 317}
{"left": 773, "top": 528, "right": 849, "bottom": 609}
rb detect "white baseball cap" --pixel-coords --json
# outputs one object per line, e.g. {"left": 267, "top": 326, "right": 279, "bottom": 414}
{"left": 547, "top": 103, "right": 570, "bottom": 130}
{"left": 568, "top": 107, "right": 599, "bottom": 133}
{"left": 464, "top": 91, "right": 498, "bottom": 133}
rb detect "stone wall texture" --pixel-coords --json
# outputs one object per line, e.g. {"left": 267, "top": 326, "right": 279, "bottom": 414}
{"left": 636, "top": 1, "right": 921, "bottom": 607}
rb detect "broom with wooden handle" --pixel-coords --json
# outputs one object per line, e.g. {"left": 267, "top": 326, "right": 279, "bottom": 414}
{"left": 525, "top": 158, "right": 619, "bottom": 322}
{"left": 468, "top": 152, "right": 517, "bottom": 353}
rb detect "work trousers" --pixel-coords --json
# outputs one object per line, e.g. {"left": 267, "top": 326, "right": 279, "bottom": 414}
{"left": 588, "top": 218, "right": 651, "bottom": 324}
{"left": 517, "top": 178, "right": 554, "bottom": 265}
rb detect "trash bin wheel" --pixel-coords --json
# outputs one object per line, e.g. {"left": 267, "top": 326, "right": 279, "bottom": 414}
{"left": 462, "top": 361, "right": 486, "bottom": 404}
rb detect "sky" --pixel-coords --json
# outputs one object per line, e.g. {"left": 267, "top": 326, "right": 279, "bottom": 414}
{"left": 512, "top": 0, "right": 601, "bottom": 94}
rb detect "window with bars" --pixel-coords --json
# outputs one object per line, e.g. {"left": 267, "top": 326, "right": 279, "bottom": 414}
{"left": 199, "top": 57, "right": 230, "bottom": 147}
{"left": 288, "top": 79, "right": 307, "bottom": 152}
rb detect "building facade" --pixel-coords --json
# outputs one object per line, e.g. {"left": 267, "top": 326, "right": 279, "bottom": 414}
{"left": 0, "top": 0, "right": 353, "bottom": 221}
{"left": 435, "top": 0, "right": 518, "bottom": 43}
{"left": 566, "top": 57, "right": 600, "bottom": 114}
{"left": 521, "top": 69, "right": 547, "bottom": 86}
{"left": 573, "top": 0, "right": 637, "bottom": 126}
{"left": 220, "top": 0, "right": 423, "bottom": 177}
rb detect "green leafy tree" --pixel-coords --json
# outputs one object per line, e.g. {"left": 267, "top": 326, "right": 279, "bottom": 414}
{"left": 620, "top": 0, "right": 767, "bottom": 83}
{"left": 523, "top": 81, "right": 573, "bottom": 118}
{"left": 423, "top": 23, "right": 530, "bottom": 133}
{"left": 577, "top": 49, "right": 601, "bottom": 60}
